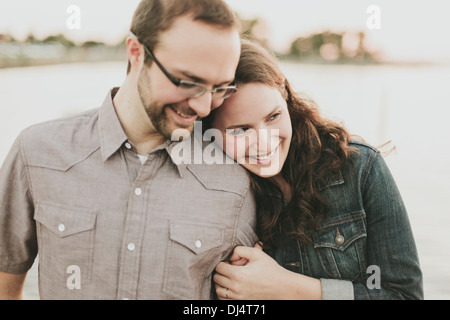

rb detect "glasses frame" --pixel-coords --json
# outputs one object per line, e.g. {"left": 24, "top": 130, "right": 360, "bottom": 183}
{"left": 129, "top": 32, "right": 237, "bottom": 100}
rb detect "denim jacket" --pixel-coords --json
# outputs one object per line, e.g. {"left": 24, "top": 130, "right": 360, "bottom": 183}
{"left": 266, "top": 140, "right": 423, "bottom": 300}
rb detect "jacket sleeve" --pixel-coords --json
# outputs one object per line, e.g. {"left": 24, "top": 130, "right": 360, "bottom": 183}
{"left": 353, "top": 150, "right": 423, "bottom": 299}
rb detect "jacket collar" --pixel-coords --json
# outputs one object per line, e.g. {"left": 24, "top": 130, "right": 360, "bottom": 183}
{"left": 317, "top": 170, "right": 344, "bottom": 190}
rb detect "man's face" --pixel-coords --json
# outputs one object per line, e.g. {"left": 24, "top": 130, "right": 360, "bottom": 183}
{"left": 137, "top": 16, "right": 240, "bottom": 139}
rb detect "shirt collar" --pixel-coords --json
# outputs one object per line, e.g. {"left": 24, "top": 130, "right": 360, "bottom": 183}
{"left": 98, "top": 88, "right": 128, "bottom": 162}
{"left": 98, "top": 88, "right": 189, "bottom": 178}
{"left": 164, "top": 139, "right": 189, "bottom": 178}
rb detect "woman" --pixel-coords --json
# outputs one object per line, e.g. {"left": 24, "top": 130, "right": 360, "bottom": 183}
{"left": 207, "top": 38, "right": 423, "bottom": 300}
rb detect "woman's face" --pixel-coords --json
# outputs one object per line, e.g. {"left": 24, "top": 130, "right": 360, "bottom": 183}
{"left": 212, "top": 82, "right": 292, "bottom": 178}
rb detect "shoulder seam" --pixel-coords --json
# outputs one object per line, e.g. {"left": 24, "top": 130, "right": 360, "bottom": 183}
{"left": 23, "top": 108, "right": 98, "bottom": 131}
{"left": 349, "top": 140, "right": 380, "bottom": 153}
{"left": 360, "top": 148, "right": 378, "bottom": 192}
{"left": 232, "top": 183, "right": 251, "bottom": 248}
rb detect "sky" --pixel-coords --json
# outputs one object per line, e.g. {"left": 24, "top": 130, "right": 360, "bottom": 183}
{"left": 1, "top": 0, "right": 450, "bottom": 63}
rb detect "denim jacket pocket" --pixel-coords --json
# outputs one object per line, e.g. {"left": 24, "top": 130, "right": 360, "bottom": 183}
{"left": 34, "top": 203, "right": 97, "bottom": 286}
{"left": 313, "top": 211, "right": 367, "bottom": 281}
{"left": 163, "top": 220, "right": 224, "bottom": 299}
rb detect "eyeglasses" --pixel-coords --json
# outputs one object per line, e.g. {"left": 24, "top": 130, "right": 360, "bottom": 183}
{"left": 129, "top": 32, "right": 237, "bottom": 100}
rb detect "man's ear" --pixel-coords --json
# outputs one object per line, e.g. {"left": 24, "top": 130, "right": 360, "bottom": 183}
{"left": 126, "top": 37, "right": 144, "bottom": 73}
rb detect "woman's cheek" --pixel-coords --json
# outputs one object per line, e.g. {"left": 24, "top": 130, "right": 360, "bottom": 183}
{"left": 223, "top": 136, "right": 247, "bottom": 164}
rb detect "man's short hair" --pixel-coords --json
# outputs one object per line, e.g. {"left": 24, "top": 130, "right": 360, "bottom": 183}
{"left": 127, "top": 0, "right": 240, "bottom": 74}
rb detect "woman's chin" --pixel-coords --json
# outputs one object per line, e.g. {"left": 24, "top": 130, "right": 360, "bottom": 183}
{"left": 244, "top": 164, "right": 282, "bottom": 178}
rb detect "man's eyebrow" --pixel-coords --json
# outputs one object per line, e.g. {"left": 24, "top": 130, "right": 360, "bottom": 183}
{"left": 177, "top": 70, "right": 234, "bottom": 87}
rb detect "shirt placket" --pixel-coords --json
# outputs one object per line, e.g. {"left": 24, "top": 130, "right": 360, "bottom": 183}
{"left": 117, "top": 151, "right": 162, "bottom": 300}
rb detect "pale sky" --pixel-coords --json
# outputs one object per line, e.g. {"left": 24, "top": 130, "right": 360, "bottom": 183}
{"left": 1, "top": 0, "right": 450, "bottom": 62}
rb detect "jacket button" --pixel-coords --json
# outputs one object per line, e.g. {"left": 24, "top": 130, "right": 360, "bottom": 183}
{"left": 335, "top": 227, "right": 345, "bottom": 245}
{"left": 335, "top": 234, "right": 345, "bottom": 245}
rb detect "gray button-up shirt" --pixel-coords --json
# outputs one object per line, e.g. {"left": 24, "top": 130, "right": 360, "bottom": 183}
{"left": 0, "top": 88, "right": 257, "bottom": 300}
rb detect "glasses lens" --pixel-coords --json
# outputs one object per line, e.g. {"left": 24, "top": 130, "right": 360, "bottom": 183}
{"left": 212, "top": 87, "right": 237, "bottom": 99}
{"left": 176, "top": 81, "right": 237, "bottom": 99}
{"left": 177, "top": 82, "right": 206, "bottom": 98}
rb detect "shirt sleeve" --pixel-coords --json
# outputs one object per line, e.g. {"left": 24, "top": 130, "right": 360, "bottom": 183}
{"left": 0, "top": 133, "right": 37, "bottom": 274}
{"left": 233, "top": 185, "right": 258, "bottom": 248}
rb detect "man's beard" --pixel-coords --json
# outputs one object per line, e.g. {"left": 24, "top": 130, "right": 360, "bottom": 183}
{"left": 137, "top": 71, "right": 196, "bottom": 140}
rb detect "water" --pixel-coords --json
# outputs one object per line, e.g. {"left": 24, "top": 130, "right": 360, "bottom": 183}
{"left": 282, "top": 62, "right": 450, "bottom": 299}
{"left": 1, "top": 61, "right": 449, "bottom": 299}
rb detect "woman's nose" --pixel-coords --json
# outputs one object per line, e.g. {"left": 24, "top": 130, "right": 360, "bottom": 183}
{"left": 252, "top": 127, "right": 280, "bottom": 152}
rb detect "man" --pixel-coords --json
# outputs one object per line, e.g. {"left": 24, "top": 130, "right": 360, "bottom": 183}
{"left": 0, "top": 0, "right": 257, "bottom": 299}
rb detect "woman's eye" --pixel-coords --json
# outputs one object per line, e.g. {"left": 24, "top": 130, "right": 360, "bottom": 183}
{"left": 229, "top": 128, "right": 248, "bottom": 136}
{"left": 268, "top": 112, "right": 281, "bottom": 122}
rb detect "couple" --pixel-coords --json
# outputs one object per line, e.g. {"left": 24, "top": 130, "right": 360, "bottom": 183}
{"left": 0, "top": 0, "right": 422, "bottom": 300}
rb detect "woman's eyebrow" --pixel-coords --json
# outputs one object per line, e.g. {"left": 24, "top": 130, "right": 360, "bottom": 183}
{"left": 226, "top": 106, "right": 282, "bottom": 130}
{"left": 226, "top": 123, "right": 252, "bottom": 130}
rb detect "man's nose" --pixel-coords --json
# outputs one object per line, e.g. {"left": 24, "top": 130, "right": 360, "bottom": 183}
{"left": 187, "top": 92, "right": 212, "bottom": 118}
{"left": 211, "top": 97, "right": 225, "bottom": 111}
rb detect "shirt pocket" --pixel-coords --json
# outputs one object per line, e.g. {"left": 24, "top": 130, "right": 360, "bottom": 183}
{"left": 313, "top": 211, "right": 367, "bottom": 281}
{"left": 162, "top": 220, "right": 224, "bottom": 299}
{"left": 34, "top": 203, "right": 97, "bottom": 287}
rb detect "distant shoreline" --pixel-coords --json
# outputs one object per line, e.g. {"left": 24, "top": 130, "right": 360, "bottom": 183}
{"left": 0, "top": 58, "right": 439, "bottom": 70}
{"left": 0, "top": 57, "right": 125, "bottom": 69}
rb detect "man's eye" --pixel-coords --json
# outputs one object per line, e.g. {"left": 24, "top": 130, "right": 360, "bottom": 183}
{"left": 179, "top": 82, "right": 198, "bottom": 89}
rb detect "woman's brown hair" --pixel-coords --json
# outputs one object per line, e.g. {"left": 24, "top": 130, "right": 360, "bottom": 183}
{"left": 222, "top": 37, "right": 357, "bottom": 248}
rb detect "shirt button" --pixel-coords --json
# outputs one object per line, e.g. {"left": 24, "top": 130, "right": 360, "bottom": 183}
{"left": 58, "top": 224, "right": 66, "bottom": 232}
{"left": 134, "top": 188, "right": 142, "bottom": 196}
{"left": 195, "top": 240, "right": 202, "bottom": 248}
{"left": 127, "top": 243, "right": 136, "bottom": 251}
{"left": 125, "top": 142, "right": 132, "bottom": 149}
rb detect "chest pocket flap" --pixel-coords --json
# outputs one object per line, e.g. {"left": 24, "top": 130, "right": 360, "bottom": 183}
{"left": 34, "top": 203, "right": 97, "bottom": 238}
{"left": 313, "top": 211, "right": 366, "bottom": 251}
{"left": 312, "top": 211, "right": 367, "bottom": 280}
{"left": 169, "top": 220, "right": 224, "bottom": 254}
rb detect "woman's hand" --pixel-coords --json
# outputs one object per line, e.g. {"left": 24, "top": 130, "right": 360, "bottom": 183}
{"left": 214, "top": 245, "right": 322, "bottom": 300}
{"left": 228, "top": 241, "right": 263, "bottom": 266}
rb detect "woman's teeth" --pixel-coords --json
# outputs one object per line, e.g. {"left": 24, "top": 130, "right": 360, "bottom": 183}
{"left": 256, "top": 151, "right": 275, "bottom": 160}
{"left": 251, "top": 145, "right": 279, "bottom": 161}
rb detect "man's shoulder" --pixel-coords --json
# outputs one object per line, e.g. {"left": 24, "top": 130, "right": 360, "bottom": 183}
{"left": 20, "top": 108, "right": 100, "bottom": 169}
{"left": 21, "top": 107, "right": 100, "bottom": 147}
{"left": 186, "top": 160, "right": 251, "bottom": 197}
{"left": 169, "top": 133, "right": 252, "bottom": 196}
